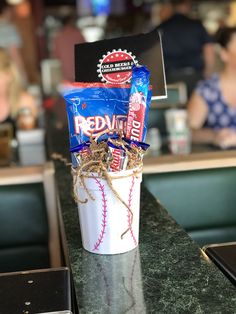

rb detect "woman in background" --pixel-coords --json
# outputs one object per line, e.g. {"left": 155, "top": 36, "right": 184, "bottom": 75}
{"left": 188, "top": 27, "right": 236, "bottom": 149}
{"left": 0, "top": 47, "right": 37, "bottom": 132}
{"left": 0, "top": 0, "right": 27, "bottom": 83}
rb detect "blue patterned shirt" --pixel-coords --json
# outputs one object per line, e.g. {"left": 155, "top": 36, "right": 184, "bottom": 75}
{"left": 196, "top": 74, "right": 236, "bottom": 130}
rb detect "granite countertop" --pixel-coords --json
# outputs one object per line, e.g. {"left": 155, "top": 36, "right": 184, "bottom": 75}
{"left": 50, "top": 127, "right": 236, "bottom": 314}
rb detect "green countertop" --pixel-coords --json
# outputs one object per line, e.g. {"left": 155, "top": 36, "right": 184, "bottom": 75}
{"left": 50, "top": 127, "right": 236, "bottom": 313}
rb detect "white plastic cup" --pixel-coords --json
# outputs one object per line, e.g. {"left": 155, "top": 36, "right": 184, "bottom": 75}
{"left": 76, "top": 168, "right": 142, "bottom": 255}
{"left": 165, "top": 109, "right": 188, "bottom": 133}
{"left": 168, "top": 131, "right": 191, "bottom": 155}
{"left": 146, "top": 128, "right": 162, "bottom": 154}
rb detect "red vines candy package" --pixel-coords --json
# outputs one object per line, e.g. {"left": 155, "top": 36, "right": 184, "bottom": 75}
{"left": 63, "top": 83, "right": 131, "bottom": 148}
{"left": 63, "top": 68, "right": 152, "bottom": 150}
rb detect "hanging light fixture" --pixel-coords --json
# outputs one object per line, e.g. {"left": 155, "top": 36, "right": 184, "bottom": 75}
{"left": 7, "top": 0, "right": 24, "bottom": 5}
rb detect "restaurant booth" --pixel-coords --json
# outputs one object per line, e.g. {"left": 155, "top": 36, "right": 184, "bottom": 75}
{"left": 144, "top": 153, "right": 236, "bottom": 246}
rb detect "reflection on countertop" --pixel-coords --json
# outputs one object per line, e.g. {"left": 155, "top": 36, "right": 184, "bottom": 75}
{"left": 80, "top": 248, "right": 145, "bottom": 313}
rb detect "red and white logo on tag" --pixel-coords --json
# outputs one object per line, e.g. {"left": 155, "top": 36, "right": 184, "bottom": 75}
{"left": 97, "top": 49, "right": 138, "bottom": 84}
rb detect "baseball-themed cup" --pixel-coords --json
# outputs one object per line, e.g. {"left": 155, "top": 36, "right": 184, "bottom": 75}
{"left": 75, "top": 168, "right": 142, "bottom": 255}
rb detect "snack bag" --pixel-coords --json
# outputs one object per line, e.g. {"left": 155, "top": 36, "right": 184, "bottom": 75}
{"left": 63, "top": 67, "right": 152, "bottom": 150}
{"left": 63, "top": 83, "right": 131, "bottom": 149}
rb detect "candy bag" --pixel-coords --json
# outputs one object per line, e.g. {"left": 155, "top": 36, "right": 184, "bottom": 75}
{"left": 63, "top": 68, "right": 152, "bottom": 150}
{"left": 63, "top": 83, "right": 131, "bottom": 149}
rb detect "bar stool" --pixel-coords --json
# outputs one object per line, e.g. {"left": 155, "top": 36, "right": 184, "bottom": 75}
{"left": 0, "top": 267, "right": 72, "bottom": 314}
{"left": 203, "top": 242, "right": 236, "bottom": 287}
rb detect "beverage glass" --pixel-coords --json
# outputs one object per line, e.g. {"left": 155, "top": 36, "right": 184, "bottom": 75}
{"left": 165, "top": 109, "right": 191, "bottom": 155}
{"left": 165, "top": 109, "right": 188, "bottom": 133}
{"left": 0, "top": 123, "right": 13, "bottom": 165}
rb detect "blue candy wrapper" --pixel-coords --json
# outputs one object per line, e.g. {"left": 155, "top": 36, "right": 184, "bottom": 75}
{"left": 63, "top": 83, "right": 130, "bottom": 149}
{"left": 63, "top": 75, "right": 151, "bottom": 150}
{"left": 124, "top": 138, "right": 150, "bottom": 151}
{"left": 70, "top": 141, "right": 91, "bottom": 168}
{"left": 126, "top": 65, "right": 151, "bottom": 142}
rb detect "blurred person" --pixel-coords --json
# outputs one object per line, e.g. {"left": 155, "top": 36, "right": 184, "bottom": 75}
{"left": 0, "top": 47, "right": 37, "bottom": 133}
{"left": 52, "top": 13, "right": 86, "bottom": 82}
{"left": 188, "top": 27, "right": 236, "bottom": 149}
{"left": 0, "top": 0, "right": 27, "bottom": 83}
{"left": 150, "top": 2, "right": 173, "bottom": 27}
{"left": 159, "top": 2, "right": 173, "bottom": 23}
{"left": 156, "top": 0, "right": 215, "bottom": 96}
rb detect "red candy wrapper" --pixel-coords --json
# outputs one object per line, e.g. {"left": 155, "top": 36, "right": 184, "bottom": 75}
{"left": 126, "top": 65, "right": 151, "bottom": 142}
{"left": 108, "top": 142, "right": 127, "bottom": 172}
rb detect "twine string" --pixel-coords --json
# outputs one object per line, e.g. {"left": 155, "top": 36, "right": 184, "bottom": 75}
{"left": 51, "top": 153, "right": 72, "bottom": 166}
{"left": 51, "top": 127, "right": 144, "bottom": 240}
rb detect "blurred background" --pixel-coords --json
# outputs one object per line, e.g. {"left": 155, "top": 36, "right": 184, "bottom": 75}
{"left": 2, "top": 0, "right": 236, "bottom": 277}
{"left": 5, "top": 0, "right": 236, "bottom": 87}
{"left": 1, "top": 0, "right": 236, "bottom": 164}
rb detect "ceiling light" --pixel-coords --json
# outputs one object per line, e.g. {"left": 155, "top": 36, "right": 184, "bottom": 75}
{"left": 7, "top": 0, "right": 24, "bottom": 5}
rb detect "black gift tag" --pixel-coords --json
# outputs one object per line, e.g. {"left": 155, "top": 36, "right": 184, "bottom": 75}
{"left": 74, "top": 29, "right": 166, "bottom": 99}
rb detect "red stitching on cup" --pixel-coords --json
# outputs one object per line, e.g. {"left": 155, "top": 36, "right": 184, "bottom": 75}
{"left": 127, "top": 175, "right": 137, "bottom": 246}
{"left": 93, "top": 177, "right": 108, "bottom": 251}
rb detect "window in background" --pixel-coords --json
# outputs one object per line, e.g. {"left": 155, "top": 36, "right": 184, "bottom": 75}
{"left": 197, "top": 2, "right": 230, "bottom": 35}
{"left": 76, "top": 0, "right": 108, "bottom": 42}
